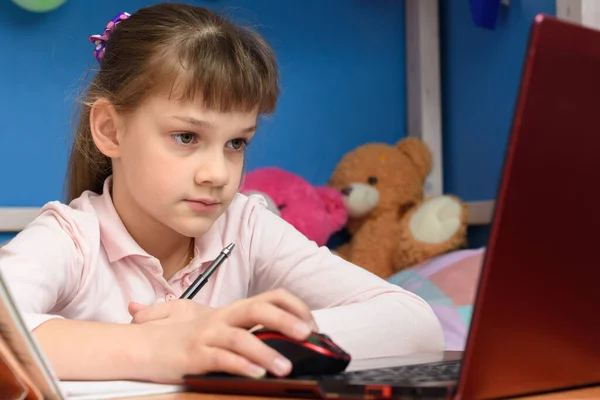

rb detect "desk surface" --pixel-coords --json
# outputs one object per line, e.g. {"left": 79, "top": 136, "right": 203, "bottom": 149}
{"left": 134, "top": 386, "right": 600, "bottom": 400}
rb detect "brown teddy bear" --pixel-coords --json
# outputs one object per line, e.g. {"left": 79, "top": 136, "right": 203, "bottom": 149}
{"left": 328, "top": 137, "right": 468, "bottom": 278}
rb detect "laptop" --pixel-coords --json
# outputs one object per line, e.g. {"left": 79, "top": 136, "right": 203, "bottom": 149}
{"left": 184, "top": 14, "right": 600, "bottom": 399}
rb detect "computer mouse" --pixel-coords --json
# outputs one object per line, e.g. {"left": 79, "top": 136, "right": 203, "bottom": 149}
{"left": 252, "top": 328, "right": 351, "bottom": 377}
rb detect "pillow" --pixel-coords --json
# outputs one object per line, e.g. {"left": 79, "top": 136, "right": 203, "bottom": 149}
{"left": 387, "top": 248, "right": 486, "bottom": 351}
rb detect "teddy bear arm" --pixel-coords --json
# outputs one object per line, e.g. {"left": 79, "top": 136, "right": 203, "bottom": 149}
{"left": 332, "top": 243, "right": 350, "bottom": 259}
{"left": 394, "top": 195, "right": 468, "bottom": 272}
{"left": 342, "top": 221, "right": 399, "bottom": 278}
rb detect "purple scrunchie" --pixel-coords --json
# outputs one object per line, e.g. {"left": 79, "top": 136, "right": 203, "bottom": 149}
{"left": 88, "top": 11, "right": 131, "bottom": 64}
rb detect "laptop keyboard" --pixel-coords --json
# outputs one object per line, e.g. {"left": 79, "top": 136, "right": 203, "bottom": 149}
{"left": 330, "top": 360, "right": 461, "bottom": 385}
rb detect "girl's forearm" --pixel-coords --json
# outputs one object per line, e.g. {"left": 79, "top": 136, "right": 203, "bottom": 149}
{"left": 33, "top": 318, "right": 158, "bottom": 382}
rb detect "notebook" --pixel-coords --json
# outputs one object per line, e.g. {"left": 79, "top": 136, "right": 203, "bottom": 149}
{"left": 0, "top": 271, "right": 184, "bottom": 400}
{"left": 60, "top": 381, "right": 184, "bottom": 400}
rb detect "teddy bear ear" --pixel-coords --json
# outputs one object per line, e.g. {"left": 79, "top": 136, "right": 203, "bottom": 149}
{"left": 396, "top": 137, "right": 433, "bottom": 180}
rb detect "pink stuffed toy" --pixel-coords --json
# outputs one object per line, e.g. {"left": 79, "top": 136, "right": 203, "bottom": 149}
{"left": 240, "top": 167, "right": 348, "bottom": 247}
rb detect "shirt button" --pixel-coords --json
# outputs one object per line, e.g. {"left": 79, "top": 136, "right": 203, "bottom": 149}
{"left": 165, "top": 293, "right": 176, "bottom": 302}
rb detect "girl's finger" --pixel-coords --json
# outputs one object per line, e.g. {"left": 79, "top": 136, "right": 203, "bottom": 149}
{"left": 259, "top": 289, "right": 318, "bottom": 331}
{"left": 226, "top": 300, "right": 312, "bottom": 341}
{"left": 130, "top": 302, "right": 173, "bottom": 324}
{"left": 127, "top": 301, "right": 147, "bottom": 316}
{"left": 208, "top": 326, "right": 292, "bottom": 377}
{"left": 195, "top": 346, "right": 267, "bottom": 379}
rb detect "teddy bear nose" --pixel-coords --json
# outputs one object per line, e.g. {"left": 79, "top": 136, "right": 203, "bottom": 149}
{"left": 341, "top": 187, "right": 353, "bottom": 196}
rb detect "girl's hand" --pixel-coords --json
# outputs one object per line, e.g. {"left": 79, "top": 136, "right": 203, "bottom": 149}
{"left": 128, "top": 288, "right": 319, "bottom": 383}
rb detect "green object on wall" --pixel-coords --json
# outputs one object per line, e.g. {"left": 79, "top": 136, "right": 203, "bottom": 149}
{"left": 11, "top": 0, "right": 66, "bottom": 12}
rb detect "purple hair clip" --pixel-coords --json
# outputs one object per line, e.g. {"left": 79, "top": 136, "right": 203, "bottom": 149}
{"left": 88, "top": 11, "right": 131, "bottom": 64}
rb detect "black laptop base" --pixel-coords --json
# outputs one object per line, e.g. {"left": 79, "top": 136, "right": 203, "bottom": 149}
{"left": 184, "top": 360, "right": 461, "bottom": 399}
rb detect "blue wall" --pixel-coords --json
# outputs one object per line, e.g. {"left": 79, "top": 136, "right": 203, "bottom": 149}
{"left": 440, "top": 0, "right": 556, "bottom": 201}
{"left": 0, "top": 0, "right": 405, "bottom": 202}
{"left": 0, "top": 0, "right": 557, "bottom": 246}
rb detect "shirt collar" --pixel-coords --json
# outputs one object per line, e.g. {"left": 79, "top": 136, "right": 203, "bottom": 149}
{"left": 90, "top": 176, "right": 227, "bottom": 265}
{"left": 90, "top": 177, "right": 150, "bottom": 263}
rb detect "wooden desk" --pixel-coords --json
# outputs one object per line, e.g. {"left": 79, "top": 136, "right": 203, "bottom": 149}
{"left": 125, "top": 386, "right": 600, "bottom": 400}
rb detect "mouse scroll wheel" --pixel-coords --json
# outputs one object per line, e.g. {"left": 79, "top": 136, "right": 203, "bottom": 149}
{"left": 314, "top": 335, "right": 346, "bottom": 354}
{"left": 328, "top": 345, "right": 347, "bottom": 355}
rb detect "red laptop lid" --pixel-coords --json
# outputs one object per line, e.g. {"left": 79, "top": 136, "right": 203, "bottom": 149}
{"left": 458, "top": 14, "right": 600, "bottom": 400}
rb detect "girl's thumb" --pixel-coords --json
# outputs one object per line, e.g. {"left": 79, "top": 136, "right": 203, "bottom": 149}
{"left": 128, "top": 301, "right": 147, "bottom": 316}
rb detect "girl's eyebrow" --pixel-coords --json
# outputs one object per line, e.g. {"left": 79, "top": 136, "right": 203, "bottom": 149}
{"left": 172, "top": 115, "right": 213, "bottom": 128}
{"left": 240, "top": 125, "right": 257, "bottom": 134}
{"left": 172, "top": 115, "right": 256, "bottom": 134}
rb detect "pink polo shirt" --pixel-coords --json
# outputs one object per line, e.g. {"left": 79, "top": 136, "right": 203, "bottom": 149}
{"left": 0, "top": 178, "right": 444, "bottom": 360}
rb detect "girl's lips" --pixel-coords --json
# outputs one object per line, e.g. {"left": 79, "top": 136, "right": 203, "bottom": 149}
{"left": 185, "top": 199, "right": 220, "bottom": 212}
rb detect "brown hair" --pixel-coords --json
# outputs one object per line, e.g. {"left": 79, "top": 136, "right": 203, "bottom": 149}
{"left": 66, "top": 3, "right": 279, "bottom": 202}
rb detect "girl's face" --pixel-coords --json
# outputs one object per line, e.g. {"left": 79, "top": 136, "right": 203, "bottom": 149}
{"left": 109, "top": 93, "right": 257, "bottom": 239}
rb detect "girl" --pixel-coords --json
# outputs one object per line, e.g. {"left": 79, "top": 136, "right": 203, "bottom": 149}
{"left": 0, "top": 3, "right": 444, "bottom": 384}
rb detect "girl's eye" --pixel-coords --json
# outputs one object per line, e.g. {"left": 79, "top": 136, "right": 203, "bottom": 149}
{"left": 172, "top": 132, "right": 196, "bottom": 145}
{"left": 227, "top": 138, "right": 249, "bottom": 151}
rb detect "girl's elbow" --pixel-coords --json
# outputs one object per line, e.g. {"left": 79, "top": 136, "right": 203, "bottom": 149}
{"left": 415, "top": 309, "right": 446, "bottom": 352}
{"left": 396, "top": 295, "right": 446, "bottom": 353}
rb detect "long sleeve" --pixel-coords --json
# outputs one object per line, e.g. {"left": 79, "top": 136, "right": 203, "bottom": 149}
{"left": 246, "top": 197, "right": 445, "bottom": 359}
{"left": 0, "top": 204, "right": 88, "bottom": 331}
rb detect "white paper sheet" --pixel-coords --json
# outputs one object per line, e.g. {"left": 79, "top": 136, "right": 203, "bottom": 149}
{"left": 60, "top": 380, "right": 184, "bottom": 400}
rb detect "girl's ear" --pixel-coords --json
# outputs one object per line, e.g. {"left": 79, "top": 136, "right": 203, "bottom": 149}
{"left": 90, "top": 98, "right": 121, "bottom": 159}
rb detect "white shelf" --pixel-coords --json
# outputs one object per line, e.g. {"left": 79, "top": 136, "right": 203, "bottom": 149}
{"left": 557, "top": 0, "right": 600, "bottom": 29}
{"left": 0, "top": 208, "right": 40, "bottom": 232}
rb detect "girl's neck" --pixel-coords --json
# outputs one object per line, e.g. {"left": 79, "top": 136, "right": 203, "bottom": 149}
{"left": 110, "top": 182, "right": 194, "bottom": 281}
